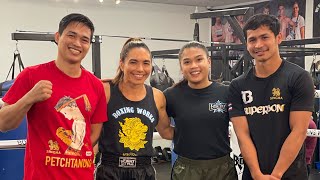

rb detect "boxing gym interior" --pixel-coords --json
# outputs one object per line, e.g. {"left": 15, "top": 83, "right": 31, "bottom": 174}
{"left": 1, "top": 0, "right": 320, "bottom": 179}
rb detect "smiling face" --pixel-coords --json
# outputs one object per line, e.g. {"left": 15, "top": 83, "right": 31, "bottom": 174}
{"left": 215, "top": 17, "right": 221, "bottom": 24}
{"left": 120, "top": 47, "right": 152, "bottom": 86}
{"left": 293, "top": 2, "right": 299, "bottom": 17}
{"left": 179, "top": 47, "right": 211, "bottom": 88}
{"left": 246, "top": 25, "right": 282, "bottom": 63}
{"left": 278, "top": 5, "right": 286, "bottom": 17}
{"left": 55, "top": 22, "right": 91, "bottom": 65}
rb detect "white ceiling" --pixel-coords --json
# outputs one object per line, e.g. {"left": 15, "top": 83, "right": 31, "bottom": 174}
{"left": 8, "top": 0, "right": 269, "bottom": 8}
{"left": 124, "top": 0, "right": 264, "bottom": 8}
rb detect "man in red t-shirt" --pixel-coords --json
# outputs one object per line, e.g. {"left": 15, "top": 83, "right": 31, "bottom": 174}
{"left": 0, "top": 13, "right": 107, "bottom": 179}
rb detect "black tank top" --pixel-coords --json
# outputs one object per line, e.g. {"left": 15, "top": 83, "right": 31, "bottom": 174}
{"left": 99, "top": 83, "right": 159, "bottom": 157}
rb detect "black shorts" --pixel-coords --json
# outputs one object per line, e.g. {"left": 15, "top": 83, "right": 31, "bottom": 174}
{"left": 95, "top": 164, "right": 156, "bottom": 180}
{"left": 95, "top": 154, "right": 156, "bottom": 180}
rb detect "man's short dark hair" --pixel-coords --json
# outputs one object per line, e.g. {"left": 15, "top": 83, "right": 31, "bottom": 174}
{"left": 58, "top": 13, "right": 95, "bottom": 41}
{"left": 243, "top": 14, "right": 280, "bottom": 40}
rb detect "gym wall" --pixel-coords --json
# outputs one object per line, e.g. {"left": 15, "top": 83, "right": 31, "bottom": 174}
{"left": 0, "top": 1, "right": 209, "bottom": 83}
{"left": 0, "top": 1, "right": 317, "bottom": 84}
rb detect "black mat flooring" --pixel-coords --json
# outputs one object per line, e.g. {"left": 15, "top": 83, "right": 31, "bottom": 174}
{"left": 309, "top": 169, "right": 320, "bottom": 180}
{"left": 154, "top": 162, "right": 320, "bottom": 180}
{"left": 154, "top": 162, "right": 171, "bottom": 180}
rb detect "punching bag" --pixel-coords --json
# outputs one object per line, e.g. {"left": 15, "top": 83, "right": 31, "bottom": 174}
{"left": 193, "top": 21, "right": 200, "bottom": 42}
{"left": 150, "top": 64, "right": 175, "bottom": 91}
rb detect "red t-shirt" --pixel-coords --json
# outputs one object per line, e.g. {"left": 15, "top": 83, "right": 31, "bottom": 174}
{"left": 3, "top": 61, "right": 107, "bottom": 180}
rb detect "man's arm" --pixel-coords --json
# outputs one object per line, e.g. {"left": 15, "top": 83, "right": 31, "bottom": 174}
{"left": 90, "top": 123, "right": 103, "bottom": 147}
{"left": 286, "top": 17, "right": 296, "bottom": 27}
{"left": 0, "top": 80, "right": 52, "bottom": 132}
{"left": 228, "top": 80, "right": 262, "bottom": 178}
{"left": 153, "top": 88, "right": 174, "bottom": 140}
{"left": 90, "top": 81, "right": 109, "bottom": 147}
{"left": 271, "top": 111, "right": 310, "bottom": 179}
{"left": 231, "top": 116, "right": 262, "bottom": 178}
{"left": 300, "top": 26, "right": 305, "bottom": 39}
{"left": 0, "top": 101, "right": 32, "bottom": 132}
{"left": 219, "top": 29, "right": 226, "bottom": 42}
{"left": 231, "top": 116, "right": 280, "bottom": 180}
{"left": 212, "top": 26, "right": 219, "bottom": 42}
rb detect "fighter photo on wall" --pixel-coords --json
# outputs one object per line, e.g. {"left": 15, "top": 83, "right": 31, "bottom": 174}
{"left": 210, "top": 0, "right": 306, "bottom": 75}
{"left": 314, "top": 0, "right": 320, "bottom": 38}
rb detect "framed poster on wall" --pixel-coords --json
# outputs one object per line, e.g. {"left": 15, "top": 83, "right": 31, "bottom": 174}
{"left": 272, "top": 0, "right": 306, "bottom": 68}
{"left": 314, "top": 0, "right": 320, "bottom": 38}
{"left": 210, "top": 0, "right": 306, "bottom": 77}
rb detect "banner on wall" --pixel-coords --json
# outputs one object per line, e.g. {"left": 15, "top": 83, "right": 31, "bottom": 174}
{"left": 211, "top": 0, "right": 306, "bottom": 42}
{"left": 273, "top": 0, "right": 306, "bottom": 69}
{"left": 267, "top": 0, "right": 306, "bottom": 40}
{"left": 210, "top": 0, "right": 306, "bottom": 80}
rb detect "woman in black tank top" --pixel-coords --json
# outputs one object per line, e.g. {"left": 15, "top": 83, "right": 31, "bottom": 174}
{"left": 95, "top": 38, "right": 173, "bottom": 180}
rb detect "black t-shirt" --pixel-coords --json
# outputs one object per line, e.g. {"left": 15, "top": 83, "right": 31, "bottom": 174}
{"left": 228, "top": 60, "right": 314, "bottom": 179}
{"left": 164, "top": 81, "right": 231, "bottom": 160}
{"left": 98, "top": 83, "right": 159, "bottom": 157}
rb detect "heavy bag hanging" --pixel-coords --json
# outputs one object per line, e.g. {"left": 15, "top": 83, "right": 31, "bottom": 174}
{"left": 1, "top": 51, "right": 25, "bottom": 96}
{"left": 150, "top": 64, "right": 174, "bottom": 91}
{"left": 0, "top": 50, "right": 26, "bottom": 180}
{"left": 193, "top": 21, "right": 200, "bottom": 42}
